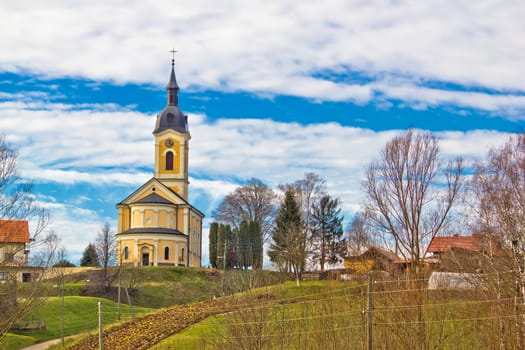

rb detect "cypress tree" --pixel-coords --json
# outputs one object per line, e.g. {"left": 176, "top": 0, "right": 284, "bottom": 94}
{"left": 249, "top": 220, "right": 263, "bottom": 269}
{"left": 209, "top": 222, "right": 218, "bottom": 268}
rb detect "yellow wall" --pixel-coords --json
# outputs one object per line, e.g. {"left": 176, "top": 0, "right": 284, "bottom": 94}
{"left": 168, "top": 185, "right": 180, "bottom": 194}
{"left": 118, "top": 239, "right": 136, "bottom": 264}
{"left": 144, "top": 209, "right": 154, "bottom": 227}
{"left": 158, "top": 210, "right": 168, "bottom": 227}
{"left": 177, "top": 210, "right": 184, "bottom": 232}
{"left": 120, "top": 207, "right": 130, "bottom": 232}
{"left": 158, "top": 138, "right": 181, "bottom": 175}
{"left": 177, "top": 242, "right": 187, "bottom": 263}
{"left": 344, "top": 259, "right": 375, "bottom": 273}
{"left": 117, "top": 237, "right": 190, "bottom": 266}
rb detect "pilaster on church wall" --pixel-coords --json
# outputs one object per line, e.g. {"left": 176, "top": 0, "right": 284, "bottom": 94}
{"left": 154, "top": 139, "right": 160, "bottom": 178}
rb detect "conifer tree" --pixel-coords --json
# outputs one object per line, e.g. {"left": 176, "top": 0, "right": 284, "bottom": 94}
{"left": 216, "top": 224, "right": 235, "bottom": 269}
{"left": 311, "top": 195, "right": 345, "bottom": 271}
{"left": 209, "top": 222, "right": 218, "bottom": 268}
{"left": 249, "top": 220, "right": 263, "bottom": 269}
{"left": 216, "top": 224, "right": 226, "bottom": 269}
{"left": 269, "top": 190, "right": 305, "bottom": 285}
{"left": 238, "top": 220, "right": 250, "bottom": 269}
{"left": 80, "top": 243, "right": 100, "bottom": 267}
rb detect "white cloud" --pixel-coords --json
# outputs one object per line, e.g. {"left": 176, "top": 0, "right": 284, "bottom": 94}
{"left": 2, "top": 98, "right": 513, "bottom": 264}
{"left": 1, "top": 1, "right": 524, "bottom": 115}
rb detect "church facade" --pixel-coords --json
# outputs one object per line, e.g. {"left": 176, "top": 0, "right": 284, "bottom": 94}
{"left": 115, "top": 59, "right": 204, "bottom": 267}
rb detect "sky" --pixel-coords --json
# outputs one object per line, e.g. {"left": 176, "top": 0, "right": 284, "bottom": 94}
{"left": 1, "top": 1, "right": 524, "bottom": 266}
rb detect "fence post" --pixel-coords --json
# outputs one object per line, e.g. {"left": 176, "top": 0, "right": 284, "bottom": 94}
{"left": 367, "top": 273, "right": 373, "bottom": 350}
{"left": 98, "top": 301, "right": 104, "bottom": 350}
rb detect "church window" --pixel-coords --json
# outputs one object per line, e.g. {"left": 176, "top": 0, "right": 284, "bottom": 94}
{"left": 165, "top": 151, "right": 174, "bottom": 170}
{"left": 180, "top": 248, "right": 185, "bottom": 262}
{"left": 164, "top": 246, "right": 170, "bottom": 260}
{"left": 124, "top": 246, "right": 129, "bottom": 260}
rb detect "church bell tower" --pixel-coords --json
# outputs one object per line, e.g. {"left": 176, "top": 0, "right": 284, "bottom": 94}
{"left": 152, "top": 57, "right": 190, "bottom": 200}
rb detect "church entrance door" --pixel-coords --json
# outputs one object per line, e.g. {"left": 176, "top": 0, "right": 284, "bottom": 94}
{"left": 142, "top": 253, "right": 150, "bottom": 266}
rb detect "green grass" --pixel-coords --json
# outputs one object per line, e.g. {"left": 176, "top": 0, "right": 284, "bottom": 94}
{"left": 1, "top": 296, "right": 152, "bottom": 350}
{"left": 151, "top": 280, "right": 365, "bottom": 349}
{"left": 0, "top": 333, "right": 35, "bottom": 350}
{"left": 149, "top": 315, "right": 224, "bottom": 350}
{"left": 1, "top": 267, "right": 287, "bottom": 349}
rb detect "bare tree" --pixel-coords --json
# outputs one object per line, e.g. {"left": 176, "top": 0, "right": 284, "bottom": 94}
{"left": 362, "top": 129, "right": 463, "bottom": 349}
{"left": 95, "top": 222, "right": 116, "bottom": 291}
{"left": 472, "top": 133, "right": 525, "bottom": 348}
{"left": 363, "top": 129, "right": 463, "bottom": 274}
{"left": 212, "top": 178, "right": 277, "bottom": 242}
{"left": 346, "top": 211, "right": 374, "bottom": 257}
{"left": 0, "top": 136, "right": 53, "bottom": 341}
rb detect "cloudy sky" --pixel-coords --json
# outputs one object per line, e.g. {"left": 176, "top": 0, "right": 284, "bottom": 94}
{"left": 1, "top": 1, "right": 523, "bottom": 265}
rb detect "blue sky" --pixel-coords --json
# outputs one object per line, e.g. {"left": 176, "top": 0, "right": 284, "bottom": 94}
{"left": 1, "top": 1, "right": 524, "bottom": 265}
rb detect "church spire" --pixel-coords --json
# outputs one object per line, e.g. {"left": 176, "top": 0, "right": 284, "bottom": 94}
{"left": 167, "top": 49, "right": 179, "bottom": 106}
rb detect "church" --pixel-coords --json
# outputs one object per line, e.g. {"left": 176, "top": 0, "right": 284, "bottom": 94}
{"left": 115, "top": 57, "right": 204, "bottom": 267}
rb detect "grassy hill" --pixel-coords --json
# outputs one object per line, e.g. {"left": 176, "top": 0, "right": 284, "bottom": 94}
{"left": 6, "top": 268, "right": 517, "bottom": 349}
{"left": 1, "top": 266, "right": 287, "bottom": 349}
{"left": 1, "top": 296, "right": 152, "bottom": 350}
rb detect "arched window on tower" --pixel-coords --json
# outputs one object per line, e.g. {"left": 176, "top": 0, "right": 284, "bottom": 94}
{"left": 124, "top": 246, "right": 129, "bottom": 260}
{"left": 165, "top": 151, "right": 174, "bottom": 170}
{"left": 164, "top": 246, "right": 170, "bottom": 260}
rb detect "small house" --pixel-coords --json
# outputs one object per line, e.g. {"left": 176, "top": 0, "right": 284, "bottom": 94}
{"left": 344, "top": 246, "right": 402, "bottom": 274}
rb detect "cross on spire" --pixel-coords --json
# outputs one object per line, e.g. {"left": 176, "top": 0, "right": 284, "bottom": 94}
{"left": 169, "top": 48, "right": 177, "bottom": 66}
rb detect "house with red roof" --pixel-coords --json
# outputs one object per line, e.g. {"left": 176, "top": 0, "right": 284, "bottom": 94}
{"left": 0, "top": 220, "right": 31, "bottom": 281}
{"left": 428, "top": 235, "right": 483, "bottom": 255}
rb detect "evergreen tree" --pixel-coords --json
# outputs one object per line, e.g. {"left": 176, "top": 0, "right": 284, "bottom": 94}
{"left": 217, "top": 224, "right": 226, "bottom": 269}
{"left": 224, "top": 224, "right": 236, "bottom": 269}
{"left": 249, "top": 220, "right": 263, "bottom": 269}
{"left": 269, "top": 190, "right": 306, "bottom": 285}
{"left": 216, "top": 224, "right": 235, "bottom": 269}
{"left": 209, "top": 222, "right": 218, "bottom": 268}
{"left": 238, "top": 220, "right": 250, "bottom": 269}
{"left": 80, "top": 243, "right": 100, "bottom": 267}
{"left": 311, "top": 195, "right": 345, "bottom": 271}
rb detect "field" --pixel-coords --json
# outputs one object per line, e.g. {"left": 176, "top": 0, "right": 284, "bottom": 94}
{"left": 3, "top": 268, "right": 524, "bottom": 349}
{"left": 0, "top": 266, "right": 285, "bottom": 349}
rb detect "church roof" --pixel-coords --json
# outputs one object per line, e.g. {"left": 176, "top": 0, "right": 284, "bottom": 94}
{"left": 116, "top": 178, "right": 205, "bottom": 218}
{"left": 153, "top": 106, "right": 188, "bottom": 134}
{"left": 153, "top": 59, "right": 189, "bottom": 135}
{"left": 118, "top": 227, "right": 185, "bottom": 236}
{"left": 135, "top": 192, "right": 174, "bottom": 205}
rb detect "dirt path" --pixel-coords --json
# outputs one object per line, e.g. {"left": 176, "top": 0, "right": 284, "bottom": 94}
{"left": 20, "top": 338, "right": 62, "bottom": 350}
{"left": 66, "top": 293, "right": 277, "bottom": 350}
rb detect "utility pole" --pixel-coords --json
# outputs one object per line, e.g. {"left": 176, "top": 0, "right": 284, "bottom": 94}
{"left": 367, "top": 273, "right": 373, "bottom": 350}
{"left": 98, "top": 301, "right": 104, "bottom": 350}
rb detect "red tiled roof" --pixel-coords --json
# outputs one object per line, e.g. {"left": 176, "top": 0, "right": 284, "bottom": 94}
{"left": 0, "top": 220, "right": 30, "bottom": 243}
{"left": 428, "top": 235, "right": 481, "bottom": 253}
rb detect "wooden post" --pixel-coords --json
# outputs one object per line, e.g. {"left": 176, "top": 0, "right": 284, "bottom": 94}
{"left": 367, "top": 274, "right": 373, "bottom": 350}
{"left": 61, "top": 284, "right": 64, "bottom": 349}
{"left": 98, "top": 301, "right": 104, "bottom": 350}
{"left": 117, "top": 263, "right": 122, "bottom": 320}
